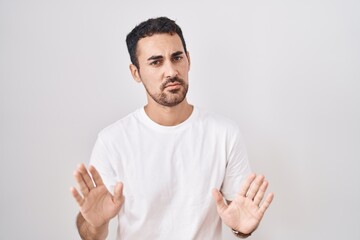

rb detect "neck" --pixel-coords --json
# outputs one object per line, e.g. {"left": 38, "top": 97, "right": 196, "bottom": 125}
{"left": 144, "top": 99, "right": 193, "bottom": 126}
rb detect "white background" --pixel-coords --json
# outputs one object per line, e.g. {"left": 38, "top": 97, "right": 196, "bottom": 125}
{"left": 1, "top": 0, "right": 359, "bottom": 239}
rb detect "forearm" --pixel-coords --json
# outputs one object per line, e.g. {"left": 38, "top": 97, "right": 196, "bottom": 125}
{"left": 76, "top": 212, "right": 109, "bottom": 240}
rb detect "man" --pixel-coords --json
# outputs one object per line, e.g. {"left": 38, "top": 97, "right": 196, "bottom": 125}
{"left": 70, "top": 17, "right": 274, "bottom": 239}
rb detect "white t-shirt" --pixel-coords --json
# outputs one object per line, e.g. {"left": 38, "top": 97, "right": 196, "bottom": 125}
{"left": 90, "top": 106, "right": 251, "bottom": 240}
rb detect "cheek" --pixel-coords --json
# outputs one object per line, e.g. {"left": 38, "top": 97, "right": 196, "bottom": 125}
{"left": 140, "top": 71, "right": 163, "bottom": 89}
{"left": 142, "top": 68, "right": 162, "bottom": 80}
{"left": 140, "top": 69, "right": 154, "bottom": 79}
{"left": 179, "top": 63, "right": 190, "bottom": 75}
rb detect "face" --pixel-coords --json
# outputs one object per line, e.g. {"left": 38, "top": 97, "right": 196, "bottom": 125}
{"left": 130, "top": 33, "right": 190, "bottom": 107}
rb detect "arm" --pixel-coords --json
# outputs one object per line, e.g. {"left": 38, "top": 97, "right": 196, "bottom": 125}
{"left": 212, "top": 173, "right": 274, "bottom": 238}
{"left": 70, "top": 164, "right": 124, "bottom": 240}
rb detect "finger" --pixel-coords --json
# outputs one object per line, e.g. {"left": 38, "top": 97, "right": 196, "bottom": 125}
{"left": 247, "top": 175, "right": 265, "bottom": 200}
{"left": 70, "top": 187, "right": 84, "bottom": 206}
{"left": 89, "top": 165, "right": 104, "bottom": 187}
{"left": 73, "top": 170, "right": 90, "bottom": 196}
{"left": 212, "top": 189, "right": 227, "bottom": 214}
{"left": 113, "top": 182, "right": 124, "bottom": 206}
{"left": 238, "top": 173, "right": 256, "bottom": 197}
{"left": 78, "top": 164, "right": 95, "bottom": 190}
{"left": 259, "top": 192, "right": 274, "bottom": 215}
{"left": 253, "top": 180, "right": 269, "bottom": 206}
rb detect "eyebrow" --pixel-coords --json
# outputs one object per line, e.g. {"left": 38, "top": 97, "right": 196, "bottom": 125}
{"left": 171, "top": 51, "right": 184, "bottom": 57}
{"left": 147, "top": 51, "right": 184, "bottom": 61}
{"left": 147, "top": 55, "right": 163, "bottom": 61}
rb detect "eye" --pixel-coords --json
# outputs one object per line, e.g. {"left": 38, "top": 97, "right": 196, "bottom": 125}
{"left": 150, "top": 60, "right": 161, "bottom": 66}
{"left": 172, "top": 56, "right": 183, "bottom": 62}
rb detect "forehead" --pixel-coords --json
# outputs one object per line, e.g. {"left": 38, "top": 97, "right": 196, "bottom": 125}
{"left": 136, "top": 33, "right": 184, "bottom": 59}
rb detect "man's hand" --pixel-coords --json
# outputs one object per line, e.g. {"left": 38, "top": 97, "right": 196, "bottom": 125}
{"left": 70, "top": 164, "right": 124, "bottom": 228}
{"left": 212, "top": 173, "right": 274, "bottom": 235}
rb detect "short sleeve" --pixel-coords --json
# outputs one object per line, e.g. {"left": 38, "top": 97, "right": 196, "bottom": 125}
{"left": 220, "top": 128, "right": 251, "bottom": 201}
{"left": 89, "top": 136, "right": 117, "bottom": 193}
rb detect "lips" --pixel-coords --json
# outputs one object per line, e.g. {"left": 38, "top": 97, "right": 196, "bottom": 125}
{"left": 165, "top": 82, "right": 182, "bottom": 88}
{"left": 161, "top": 77, "right": 185, "bottom": 90}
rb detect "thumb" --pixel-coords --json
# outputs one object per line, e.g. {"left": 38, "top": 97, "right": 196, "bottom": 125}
{"left": 212, "top": 188, "right": 227, "bottom": 213}
{"left": 113, "top": 182, "right": 124, "bottom": 206}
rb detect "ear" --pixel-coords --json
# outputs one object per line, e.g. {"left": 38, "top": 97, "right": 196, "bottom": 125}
{"left": 186, "top": 51, "right": 191, "bottom": 70}
{"left": 129, "top": 64, "right": 141, "bottom": 83}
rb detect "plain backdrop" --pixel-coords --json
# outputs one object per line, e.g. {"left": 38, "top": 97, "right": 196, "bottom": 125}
{"left": 1, "top": 0, "right": 359, "bottom": 239}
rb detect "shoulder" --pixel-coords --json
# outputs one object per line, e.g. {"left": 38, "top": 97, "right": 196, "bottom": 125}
{"left": 97, "top": 108, "right": 141, "bottom": 140}
{"left": 196, "top": 107, "right": 241, "bottom": 133}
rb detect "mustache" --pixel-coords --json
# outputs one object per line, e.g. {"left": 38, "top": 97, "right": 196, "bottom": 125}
{"left": 160, "top": 77, "right": 186, "bottom": 90}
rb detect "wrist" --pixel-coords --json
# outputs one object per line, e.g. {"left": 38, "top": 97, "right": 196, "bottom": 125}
{"left": 86, "top": 222, "right": 109, "bottom": 240}
{"left": 232, "top": 228, "right": 252, "bottom": 238}
{"left": 77, "top": 213, "right": 109, "bottom": 240}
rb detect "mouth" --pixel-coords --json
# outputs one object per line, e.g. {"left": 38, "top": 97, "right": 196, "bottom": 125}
{"left": 166, "top": 83, "right": 180, "bottom": 87}
{"left": 161, "top": 77, "right": 185, "bottom": 91}
{"left": 165, "top": 82, "right": 182, "bottom": 89}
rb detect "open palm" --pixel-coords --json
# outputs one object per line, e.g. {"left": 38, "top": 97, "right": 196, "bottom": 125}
{"left": 71, "top": 164, "right": 124, "bottom": 228}
{"left": 212, "top": 174, "right": 274, "bottom": 235}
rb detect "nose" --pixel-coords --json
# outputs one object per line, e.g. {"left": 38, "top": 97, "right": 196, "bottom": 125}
{"left": 164, "top": 61, "right": 178, "bottom": 79}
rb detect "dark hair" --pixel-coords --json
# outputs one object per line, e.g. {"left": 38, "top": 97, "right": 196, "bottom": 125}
{"left": 126, "top": 17, "right": 188, "bottom": 69}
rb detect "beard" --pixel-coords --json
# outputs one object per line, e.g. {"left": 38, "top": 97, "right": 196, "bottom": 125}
{"left": 145, "top": 76, "right": 189, "bottom": 107}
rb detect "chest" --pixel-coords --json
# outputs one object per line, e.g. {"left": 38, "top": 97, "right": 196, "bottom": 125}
{"left": 115, "top": 127, "right": 227, "bottom": 204}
